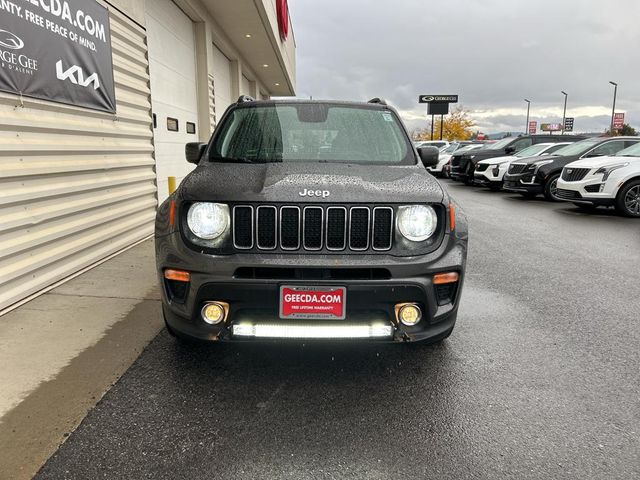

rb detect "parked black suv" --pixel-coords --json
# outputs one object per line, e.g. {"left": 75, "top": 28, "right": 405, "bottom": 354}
{"left": 503, "top": 136, "right": 640, "bottom": 201}
{"left": 450, "top": 134, "right": 585, "bottom": 184}
{"left": 155, "top": 98, "right": 468, "bottom": 343}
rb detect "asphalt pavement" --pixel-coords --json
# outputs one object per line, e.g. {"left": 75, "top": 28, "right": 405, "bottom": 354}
{"left": 36, "top": 181, "right": 640, "bottom": 479}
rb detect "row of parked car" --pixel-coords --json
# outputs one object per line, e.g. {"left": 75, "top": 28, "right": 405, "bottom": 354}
{"left": 419, "top": 135, "right": 640, "bottom": 217}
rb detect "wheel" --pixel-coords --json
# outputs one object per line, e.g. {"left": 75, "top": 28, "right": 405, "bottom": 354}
{"left": 615, "top": 179, "right": 640, "bottom": 217}
{"left": 543, "top": 173, "right": 562, "bottom": 201}
{"left": 572, "top": 202, "right": 598, "bottom": 212}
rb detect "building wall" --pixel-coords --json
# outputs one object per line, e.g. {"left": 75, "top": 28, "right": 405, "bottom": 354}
{"left": 0, "top": 0, "right": 295, "bottom": 312}
{"left": 0, "top": 5, "right": 155, "bottom": 311}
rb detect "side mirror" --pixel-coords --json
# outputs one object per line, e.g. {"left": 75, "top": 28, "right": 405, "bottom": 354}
{"left": 504, "top": 146, "right": 516, "bottom": 155}
{"left": 417, "top": 145, "right": 440, "bottom": 168}
{"left": 185, "top": 142, "right": 206, "bottom": 164}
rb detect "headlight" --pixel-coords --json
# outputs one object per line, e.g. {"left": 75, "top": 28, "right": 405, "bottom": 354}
{"left": 187, "top": 202, "right": 230, "bottom": 239}
{"left": 527, "top": 159, "right": 554, "bottom": 173}
{"left": 396, "top": 205, "right": 438, "bottom": 242}
{"left": 594, "top": 163, "right": 629, "bottom": 181}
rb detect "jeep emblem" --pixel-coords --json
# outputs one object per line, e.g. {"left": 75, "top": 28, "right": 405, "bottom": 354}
{"left": 299, "top": 188, "right": 330, "bottom": 198}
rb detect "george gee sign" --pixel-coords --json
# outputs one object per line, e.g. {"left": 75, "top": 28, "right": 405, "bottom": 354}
{"left": 0, "top": 0, "right": 115, "bottom": 113}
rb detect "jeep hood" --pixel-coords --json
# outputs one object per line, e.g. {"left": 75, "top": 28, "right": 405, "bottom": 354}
{"left": 179, "top": 162, "right": 445, "bottom": 204}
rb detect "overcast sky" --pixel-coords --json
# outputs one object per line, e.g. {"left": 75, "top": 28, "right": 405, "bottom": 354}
{"left": 289, "top": 0, "right": 640, "bottom": 134}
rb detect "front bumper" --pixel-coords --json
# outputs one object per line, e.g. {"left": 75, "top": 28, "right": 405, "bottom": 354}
{"left": 503, "top": 172, "right": 543, "bottom": 194}
{"left": 156, "top": 231, "right": 467, "bottom": 343}
{"left": 556, "top": 177, "right": 615, "bottom": 206}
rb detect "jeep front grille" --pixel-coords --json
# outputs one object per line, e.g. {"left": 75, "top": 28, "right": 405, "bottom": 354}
{"left": 232, "top": 205, "right": 394, "bottom": 252}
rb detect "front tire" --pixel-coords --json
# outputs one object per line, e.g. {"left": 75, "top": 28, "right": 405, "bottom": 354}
{"left": 615, "top": 179, "right": 640, "bottom": 217}
{"left": 543, "top": 174, "right": 562, "bottom": 202}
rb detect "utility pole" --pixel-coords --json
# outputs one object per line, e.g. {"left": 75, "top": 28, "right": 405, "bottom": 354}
{"left": 561, "top": 91, "right": 568, "bottom": 135}
{"left": 524, "top": 99, "right": 531, "bottom": 134}
{"left": 439, "top": 114, "right": 444, "bottom": 141}
{"left": 609, "top": 81, "right": 618, "bottom": 136}
{"left": 430, "top": 113, "right": 434, "bottom": 140}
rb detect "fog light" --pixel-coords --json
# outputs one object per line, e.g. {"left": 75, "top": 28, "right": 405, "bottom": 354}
{"left": 201, "top": 302, "right": 226, "bottom": 325}
{"left": 397, "top": 304, "right": 422, "bottom": 326}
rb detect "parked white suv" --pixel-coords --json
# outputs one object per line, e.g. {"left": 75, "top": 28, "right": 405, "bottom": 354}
{"left": 429, "top": 143, "right": 483, "bottom": 177}
{"left": 556, "top": 142, "right": 640, "bottom": 217}
{"left": 474, "top": 143, "right": 570, "bottom": 191}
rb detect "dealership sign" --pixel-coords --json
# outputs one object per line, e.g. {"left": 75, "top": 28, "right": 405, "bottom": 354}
{"left": 613, "top": 112, "right": 624, "bottom": 130}
{"left": 564, "top": 117, "right": 574, "bottom": 132}
{"left": 419, "top": 95, "right": 459, "bottom": 103}
{"left": 540, "top": 123, "right": 563, "bottom": 132}
{"left": 528, "top": 121, "right": 537, "bottom": 134}
{"left": 0, "top": 0, "right": 115, "bottom": 113}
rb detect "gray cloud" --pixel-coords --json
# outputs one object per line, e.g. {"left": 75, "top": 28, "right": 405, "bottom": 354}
{"left": 290, "top": 0, "right": 640, "bottom": 133}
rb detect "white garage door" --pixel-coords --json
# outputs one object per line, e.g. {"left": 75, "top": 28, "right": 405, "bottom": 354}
{"left": 241, "top": 75, "right": 251, "bottom": 97}
{"left": 146, "top": 0, "right": 199, "bottom": 203}
{"left": 211, "top": 43, "right": 233, "bottom": 123}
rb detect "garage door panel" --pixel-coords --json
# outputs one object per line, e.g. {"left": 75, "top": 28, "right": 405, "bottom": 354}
{"left": 146, "top": 0, "right": 199, "bottom": 203}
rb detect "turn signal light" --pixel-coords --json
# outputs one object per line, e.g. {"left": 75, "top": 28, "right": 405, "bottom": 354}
{"left": 449, "top": 203, "right": 455, "bottom": 231}
{"left": 433, "top": 272, "right": 459, "bottom": 285}
{"left": 169, "top": 200, "right": 176, "bottom": 227}
{"left": 164, "top": 269, "right": 190, "bottom": 282}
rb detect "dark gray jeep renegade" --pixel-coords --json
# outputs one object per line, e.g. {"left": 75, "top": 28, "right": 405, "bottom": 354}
{"left": 155, "top": 97, "right": 468, "bottom": 343}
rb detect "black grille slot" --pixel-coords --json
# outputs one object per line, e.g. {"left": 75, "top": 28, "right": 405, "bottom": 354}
{"left": 280, "top": 207, "right": 300, "bottom": 250}
{"left": 561, "top": 167, "right": 590, "bottom": 182}
{"left": 303, "top": 207, "right": 323, "bottom": 250}
{"left": 372, "top": 207, "right": 393, "bottom": 250}
{"left": 233, "top": 206, "right": 253, "bottom": 249}
{"left": 435, "top": 283, "right": 458, "bottom": 306}
{"left": 556, "top": 188, "right": 582, "bottom": 200}
{"left": 326, "top": 207, "right": 347, "bottom": 250}
{"left": 257, "top": 206, "right": 277, "bottom": 249}
{"left": 585, "top": 184, "right": 601, "bottom": 193}
{"left": 234, "top": 267, "right": 391, "bottom": 280}
{"left": 349, "top": 207, "right": 370, "bottom": 250}
{"left": 508, "top": 164, "right": 528, "bottom": 174}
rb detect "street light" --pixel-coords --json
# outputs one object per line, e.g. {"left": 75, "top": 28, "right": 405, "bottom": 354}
{"left": 524, "top": 99, "right": 531, "bottom": 134}
{"left": 561, "top": 91, "right": 568, "bottom": 135}
{"left": 609, "top": 81, "right": 618, "bottom": 136}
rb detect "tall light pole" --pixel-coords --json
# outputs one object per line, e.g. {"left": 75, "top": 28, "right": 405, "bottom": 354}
{"left": 561, "top": 91, "right": 568, "bottom": 135}
{"left": 524, "top": 99, "right": 531, "bottom": 134}
{"left": 609, "top": 81, "right": 618, "bottom": 136}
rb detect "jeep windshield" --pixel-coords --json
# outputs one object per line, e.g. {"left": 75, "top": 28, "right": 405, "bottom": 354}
{"left": 209, "top": 103, "right": 414, "bottom": 165}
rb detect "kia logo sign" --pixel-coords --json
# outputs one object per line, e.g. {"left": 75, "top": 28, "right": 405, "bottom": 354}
{"left": 0, "top": 29, "right": 24, "bottom": 50}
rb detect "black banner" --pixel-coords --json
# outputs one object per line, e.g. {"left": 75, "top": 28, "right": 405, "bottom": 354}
{"left": 0, "top": 0, "right": 115, "bottom": 113}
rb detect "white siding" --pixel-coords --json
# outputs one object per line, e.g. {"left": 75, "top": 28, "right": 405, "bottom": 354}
{"left": 211, "top": 43, "right": 233, "bottom": 119}
{"left": 0, "top": 8, "right": 155, "bottom": 311}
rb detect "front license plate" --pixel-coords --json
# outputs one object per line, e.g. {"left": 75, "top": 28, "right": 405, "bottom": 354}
{"left": 279, "top": 286, "right": 346, "bottom": 320}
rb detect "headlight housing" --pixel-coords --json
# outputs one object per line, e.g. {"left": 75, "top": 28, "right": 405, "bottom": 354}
{"left": 396, "top": 205, "right": 438, "bottom": 242}
{"left": 187, "top": 202, "right": 230, "bottom": 240}
{"left": 527, "top": 159, "right": 554, "bottom": 173}
{"left": 594, "top": 163, "right": 629, "bottom": 181}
